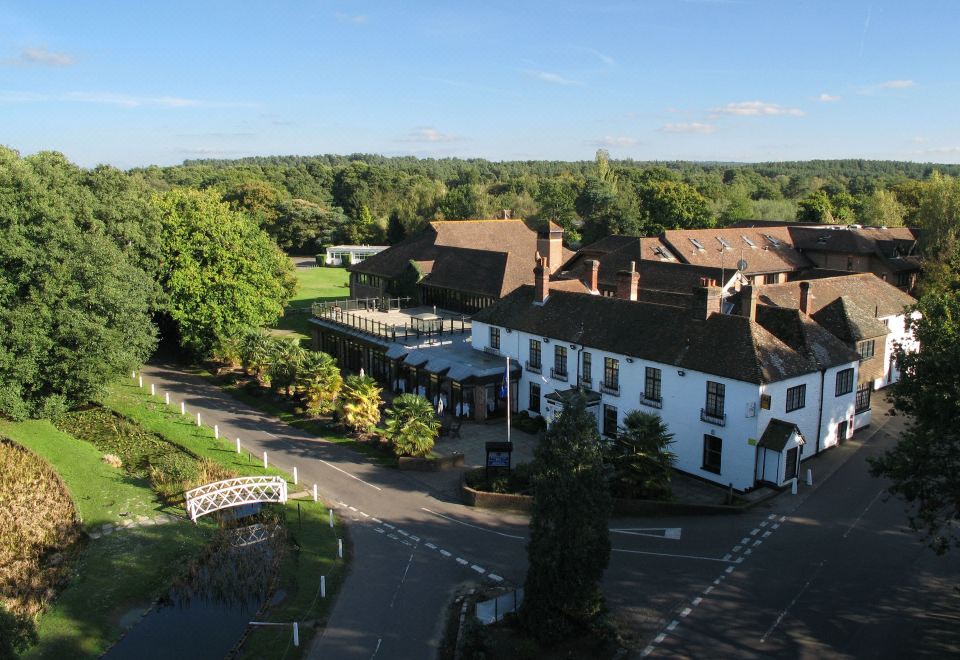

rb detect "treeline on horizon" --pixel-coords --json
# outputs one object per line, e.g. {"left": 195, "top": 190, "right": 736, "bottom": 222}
{"left": 131, "top": 151, "right": 960, "bottom": 251}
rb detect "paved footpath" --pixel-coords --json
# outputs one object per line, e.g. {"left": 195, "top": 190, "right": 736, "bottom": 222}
{"left": 140, "top": 363, "right": 530, "bottom": 660}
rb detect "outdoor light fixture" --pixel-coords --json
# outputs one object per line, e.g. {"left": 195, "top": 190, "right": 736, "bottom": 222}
{"left": 506, "top": 329, "right": 512, "bottom": 333}
{"left": 626, "top": 358, "right": 634, "bottom": 363}
{"left": 569, "top": 343, "right": 577, "bottom": 349}
{"left": 677, "top": 370, "right": 686, "bottom": 376}
{"left": 543, "top": 337, "right": 550, "bottom": 343}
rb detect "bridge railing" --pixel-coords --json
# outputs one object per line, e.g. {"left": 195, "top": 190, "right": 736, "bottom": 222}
{"left": 185, "top": 476, "right": 288, "bottom": 522}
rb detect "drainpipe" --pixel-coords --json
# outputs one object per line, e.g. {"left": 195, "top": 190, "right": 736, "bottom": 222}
{"left": 815, "top": 369, "right": 825, "bottom": 454}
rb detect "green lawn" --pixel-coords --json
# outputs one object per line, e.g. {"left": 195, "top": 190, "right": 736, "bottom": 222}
{"left": 0, "top": 420, "right": 211, "bottom": 658}
{"left": 276, "top": 266, "right": 350, "bottom": 342}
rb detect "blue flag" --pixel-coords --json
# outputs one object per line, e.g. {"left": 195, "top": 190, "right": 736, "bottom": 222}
{"left": 499, "top": 362, "right": 508, "bottom": 399}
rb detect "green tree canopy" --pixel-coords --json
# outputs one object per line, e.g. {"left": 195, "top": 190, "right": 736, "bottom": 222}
{"left": 337, "top": 374, "right": 382, "bottom": 434}
{"left": 0, "top": 148, "right": 156, "bottom": 419}
{"left": 155, "top": 188, "right": 296, "bottom": 357}
{"left": 520, "top": 393, "right": 612, "bottom": 642}
{"left": 606, "top": 410, "right": 677, "bottom": 500}
{"left": 384, "top": 393, "right": 440, "bottom": 457}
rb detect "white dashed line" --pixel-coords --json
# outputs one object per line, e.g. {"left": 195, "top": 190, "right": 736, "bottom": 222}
{"left": 348, "top": 506, "right": 357, "bottom": 512}
{"left": 725, "top": 566, "right": 735, "bottom": 574}
{"left": 741, "top": 537, "right": 750, "bottom": 544}
{"left": 420, "top": 507, "right": 525, "bottom": 540}
{"left": 744, "top": 548, "right": 753, "bottom": 555}
{"left": 666, "top": 620, "right": 679, "bottom": 631}
{"left": 360, "top": 511, "right": 370, "bottom": 518}
{"left": 768, "top": 514, "right": 777, "bottom": 520}
{"left": 337, "top": 501, "right": 348, "bottom": 508}
{"left": 374, "top": 528, "right": 384, "bottom": 534}
{"left": 772, "top": 523, "right": 780, "bottom": 530}
{"left": 736, "top": 557, "right": 744, "bottom": 563}
{"left": 760, "top": 521, "right": 769, "bottom": 527}
{"left": 319, "top": 459, "right": 383, "bottom": 491}
{"left": 456, "top": 557, "right": 468, "bottom": 565}
{"left": 722, "top": 553, "right": 732, "bottom": 561}
{"left": 692, "top": 597, "right": 703, "bottom": 606}
{"left": 779, "top": 516, "right": 786, "bottom": 522}
{"left": 654, "top": 633, "right": 666, "bottom": 644}
{"left": 680, "top": 608, "right": 692, "bottom": 618}
{"left": 703, "top": 586, "right": 714, "bottom": 595}
{"left": 470, "top": 564, "right": 485, "bottom": 574}
{"left": 383, "top": 523, "right": 395, "bottom": 530}
{"left": 750, "top": 528, "right": 760, "bottom": 536}
{"left": 409, "top": 535, "right": 420, "bottom": 542}
{"left": 387, "top": 534, "right": 398, "bottom": 540}
{"left": 753, "top": 539, "right": 763, "bottom": 547}
{"left": 488, "top": 574, "right": 504, "bottom": 582}
{"left": 733, "top": 545, "right": 742, "bottom": 552}
{"left": 397, "top": 529, "right": 409, "bottom": 537}
{"left": 762, "top": 530, "right": 772, "bottom": 538}
{"left": 372, "top": 518, "right": 383, "bottom": 524}
{"left": 713, "top": 578, "right": 721, "bottom": 585}
{"left": 440, "top": 550, "right": 452, "bottom": 557}
{"left": 642, "top": 645, "right": 655, "bottom": 657}
{"left": 425, "top": 543, "right": 437, "bottom": 550}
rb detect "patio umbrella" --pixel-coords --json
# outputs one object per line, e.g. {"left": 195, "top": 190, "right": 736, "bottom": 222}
{"left": 359, "top": 368, "right": 365, "bottom": 377}
{"left": 437, "top": 397, "right": 445, "bottom": 415}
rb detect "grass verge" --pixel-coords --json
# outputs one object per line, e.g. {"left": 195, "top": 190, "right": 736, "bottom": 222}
{"left": 275, "top": 266, "right": 349, "bottom": 341}
{"left": 0, "top": 420, "right": 211, "bottom": 658}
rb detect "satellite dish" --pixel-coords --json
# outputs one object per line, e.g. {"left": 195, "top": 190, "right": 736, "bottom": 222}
{"left": 737, "top": 259, "right": 748, "bottom": 272}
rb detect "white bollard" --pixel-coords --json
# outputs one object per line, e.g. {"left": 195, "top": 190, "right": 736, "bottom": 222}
{"left": 138, "top": 375, "right": 143, "bottom": 388}
{"left": 180, "top": 401, "right": 186, "bottom": 415}
{"left": 791, "top": 478, "right": 798, "bottom": 495}
{"left": 329, "top": 509, "right": 334, "bottom": 528}
{"left": 150, "top": 383, "right": 155, "bottom": 396}
{"left": 321, "top": 575, "right": 326, "bottom": 598}
{"left": 214, "top": 424, "right": 219, "bottom": 439}
{"left": 338, "top": 538, "right": 343, "bottom": 559}
{"left": 132, "top": 371, "right": 136, "bottom": 379}
{"left": 293, "top": 466, "right": 298, "bottom": 485}
{"left": 196, "top": 412, "right": 201, "bottom": 427}
{"left": 263, "top": 452, "right": 268, "bottom": 469}
{"left": 165, "top": 392, "right": 170, "bottom": 406}
{"left": 236, "top": 438, "right": 241, "bottom": 454}
{"left": 293, "top": 622, "right": 299, "bottom": 648}
{"left": 806, "top": 468, "right": 813, "bottom": 486}
{"left": 313, "top": 484, "right": 318, "bottom": 502}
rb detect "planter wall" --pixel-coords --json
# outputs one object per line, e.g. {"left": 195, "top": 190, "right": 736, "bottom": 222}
{"left": 397, "top": 452, "right": 464, "bottom": 472}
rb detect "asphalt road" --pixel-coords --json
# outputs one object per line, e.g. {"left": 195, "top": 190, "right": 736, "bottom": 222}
{"left": 139, "top": 364, "right": 960, "bottom": 659}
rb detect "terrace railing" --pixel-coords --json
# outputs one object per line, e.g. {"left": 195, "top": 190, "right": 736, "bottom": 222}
{"left": 311, "top": 297, "right": 471, "bottom": 342}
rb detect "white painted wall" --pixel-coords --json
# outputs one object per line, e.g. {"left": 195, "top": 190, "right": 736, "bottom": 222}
{"left": 877, "top": 311, "right": 919, "bottom": 389}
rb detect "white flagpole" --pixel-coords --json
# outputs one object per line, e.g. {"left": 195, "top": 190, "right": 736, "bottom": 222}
{"left": 506, "top": 355, "right": 511, "bottom": 444}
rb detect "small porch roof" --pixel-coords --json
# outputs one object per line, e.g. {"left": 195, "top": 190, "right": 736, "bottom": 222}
{"left": 544, "top": 386, "right": 602, "bottom": 406}
{"left": 757, "top": 419, "right": 805, "bottom": 452}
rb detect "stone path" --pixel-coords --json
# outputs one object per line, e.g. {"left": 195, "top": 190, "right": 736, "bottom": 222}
{"left": 87, "top": 513, "right": 181, "bottom": 540}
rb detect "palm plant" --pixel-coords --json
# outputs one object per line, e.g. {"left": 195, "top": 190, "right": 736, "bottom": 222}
{"left": 337, "top": 374, "right": 382, "bottom": 435}
{"left": 267, "top": 337, "right": 307, "bottom": 396}
{"left": 384, "top": 394, "right": 440, "bottom": 458}
{"left": 296, "top": 351, "right": 343, "bottom": 415}
{"left": 606, "top": 410, "right": 677, "bottom": 500}
{"left": 238, "top": 328, "right": 273, "bottom": 381}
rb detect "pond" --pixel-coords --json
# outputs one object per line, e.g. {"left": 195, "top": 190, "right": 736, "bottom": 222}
{"left": 105, "top": 514, "right": 286, "bottom": 660}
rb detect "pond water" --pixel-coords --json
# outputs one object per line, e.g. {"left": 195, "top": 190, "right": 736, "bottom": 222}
{"left": 105, "top": 518, "right": 285, "bottom": 660}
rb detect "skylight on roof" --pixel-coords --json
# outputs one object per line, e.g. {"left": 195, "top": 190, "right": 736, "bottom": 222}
{"left": 717, "top": 236, "right": 732, "bottom": 250}
{"left": 741, "top": 235, "right": 756, "bottom": 248}
{"left": 764, "top": 234, "right": 781, "bottom": 247}
{"left": 689, "top": 238, "right": 705, "bottom": 250}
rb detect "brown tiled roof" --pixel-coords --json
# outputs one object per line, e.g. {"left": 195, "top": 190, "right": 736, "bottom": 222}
{"left": 789, "top": 225, "right": 922, "bottom": 274}
{"left": 473, "top": 287, "right": 821, "bottom": 384}
{"left": 811, "top": 297, "right": 890, "bottom": 343}
{"left": 350, "top": 219, "right": 573, "bottom": 298}
{"left": 661, "top": 227, "right": 812, "bottom": 275}
{"left": 756, "top": 272, "right": 915, "bottom": 318}
{"left": 755, "top": 306, "right": 860, "bottom": 368}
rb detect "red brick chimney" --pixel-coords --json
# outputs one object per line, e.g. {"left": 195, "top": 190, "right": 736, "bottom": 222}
{"left": 537, "top": 222, "right": 564, "bottom": 275}
{"left": 616, "top": 261, "right": 640, "bottom": 301}
{"left": 741, "top": 285, "right": 757, "bottom": 321}
{"left": 534, "top": 256, "right": 549, "bottom": 305}
{"left": 584, "top": 259, "right": 600, "bottom": 294}
{"left": 799, "top": 281, "right": 811, "bottom": 315}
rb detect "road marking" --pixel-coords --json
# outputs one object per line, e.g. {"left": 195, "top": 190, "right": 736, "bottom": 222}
{"left": 409, "top": 535, "right": 420, "bottom": 542}
{"left": 680, "top": 608, "right": 692, "bottom": 618}
{"left": 612, "top": 548, "right": 736, "bottom": 563}
{"left": 470, "top": 564, "right": 485, "bottom": 574}
{"left": 372, "top": 518, "right": 382, "bottom": 524}
{"left": 771, "top": 523, "right": 780, "bottom": 530}
{"left": 348, "top": 506, "right": 357, "bottom": 512}
{"left": 397, "top": 529, "right": 409, "bottom": 537}
{"left": 736, "top": 557, "right": 744, "bottom": 564}
{"left": 642, "top": 645, "right": 655, "bottom": 656}
{"left": 654, "top": 633, "right": 666, "bottom": 644}
{"left": 779, "top": 516, "right": 786, "bottom": 523}
{"left": 456, "top": 557, "right": 468, "bottom": 565}
{"left": 666, "top": 620, "right": 679, "bottom": 631}
{"left": 760, "top": 521, "right": 769, "bottom": 527}
{"left": 843, "top": 490, "right": 884, "bottom": 539}
{"left": 374, "top": 528, "right": 384, "bottom": 534}
{"left": 733, "top": 545, "right": 742, "bottom": 552}
{"left": 440, "top": 549, "right": 452, "bottom": 557}
{"left": 383, "top": 523, "right": 395, "bottom": 530}
{"left": 722, "top": 553, "right": 732, "bottom": 561}
{"left": 750, "top": 528, "right": 760, "bottom": 535}
{"left": 762, "top": 530, "right": 772, "bottom": 538}
{"left": 703, "top": 586, "right": 714, "bottom": 594}
{"left": 692, "top": 597, "right": 703, "bottom": 606}
{"left": 725, "top": 566, "right": 735, "bottom": 574}
{"left": 753, "top": 539, "right": 763, "bottom": 547}
{"left": 741, "top": 537, "right": 750, "bottom": 544}
{"left": 744, "top": 548, "right": 752, "bottom": 555}
{"left": 319, "top": 459, "right": 383, "bottom": 491}
{"left": 610, "top": 527, "right": 682, "bottom": 540}
{"left": 360, "top": 511, "right": 370, "bottom": 518}
{"left": 421, "top": 507, "right": 525, "bottom": 540}
{"left": 713, "top": 579, "right": 721, "bottom": 585}
{"left": 761, "top": 561, "right": 824, "bottom": 643}
{"left": 388, "top": 533, "right": 398, "bottom": 540}
{"left": 768, "top": 514, "right": 776, "bottom": 520}
{"left": 425, "top": 542, "right": 437, "bottom": 550}
{"left": 388, "top": 553, "right": 415, "bottom": 609}
{"left": 337, "top": 501, "right": 348, "bottom": 507}
{"left": 371, "top": 637, "right": 382, "bottom": 659}
{"left": 488, "top": 574, "right": 504, "bottom": 582}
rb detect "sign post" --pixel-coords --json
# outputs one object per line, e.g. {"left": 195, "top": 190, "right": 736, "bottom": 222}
{"left": 485, "top": 441, "right": 513, "bottom": 483}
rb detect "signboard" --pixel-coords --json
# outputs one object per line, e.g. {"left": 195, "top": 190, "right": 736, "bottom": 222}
{"left": 485, "top": 441, "right": 513, "bottom": 473}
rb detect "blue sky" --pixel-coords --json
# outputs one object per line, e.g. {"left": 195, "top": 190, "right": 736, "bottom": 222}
{"left": 2, "top": 1, "right": 957, "bottom": 168}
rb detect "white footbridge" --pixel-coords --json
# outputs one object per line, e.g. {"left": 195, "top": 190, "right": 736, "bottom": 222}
{"left": 185, "top": 476, "right": 288, "bottom": 522}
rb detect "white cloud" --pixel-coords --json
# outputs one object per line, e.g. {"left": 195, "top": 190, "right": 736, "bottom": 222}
{"left": 659, "top": 122, "right": 717, "bottom": 134}
{"left": 576, "top": 46, "right": 615, "bottom": 67}
{"left": 593, "top": 136, "right": 638, "bottom": 147}
{"left": 524, "top": 70, "right": 580, "bottom": 85}
{"left": 879, "top": 79, "right": 915, "bottom": 89}
{"left": 818, "top": 93, "right": 841, "bottom": 102}
{"left": 334, "top": 12, "right": 367, "bottom": 24}
{"left": 4, "top": 46, "right": 75, "bottom": 67}
{"left": 711, "top": 101, "right": 805, "bottom": 117}
{"left": 405, "top": 127, "right": 460, "bottom": 143}
{"left": 0, "top": 90, "right": 249, "bottom": 108}
{"left": 921, "top": 146, "right": 960, "bottom": 155}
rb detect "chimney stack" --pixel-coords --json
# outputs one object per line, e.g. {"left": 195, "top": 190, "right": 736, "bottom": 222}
{"left": 537, "top": 222, "right": 564, "bottom": 275}
{"left": 741, "top": 285, "right": 757, "bottom": 321}
{"left": 534, "top": 256, "right": 549, "bottom": 305}
{"left": 616, "top": 261, "right": 640, "bottom": 301}
{"left": 692, "top": 285, "right": 722, "bottom": 320}
{"left": 585, "top": 259, "right": 600, "bottom": 294}
{"left": 799, "top": 281, "right": 811, "bottom": 315}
